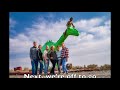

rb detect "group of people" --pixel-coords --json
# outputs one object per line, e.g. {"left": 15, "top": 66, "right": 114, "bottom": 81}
{"left": 30, "top": 42, "right": 69, "bottom": 75}
{"left": 30, "top": 17, "right": 75, "bottom": 75}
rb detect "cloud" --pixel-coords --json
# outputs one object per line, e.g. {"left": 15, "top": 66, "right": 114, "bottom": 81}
{"left": 10, "top": 18, "right": 17, "bottom": 28}
{"left": 75, "top": 17, "right": 104, "bottom": 31}
{"left": 10, "top": 16, "right": 111, "bottom": 69}
{"left": 9, "top": 18, "right": 17, "bottom": 36}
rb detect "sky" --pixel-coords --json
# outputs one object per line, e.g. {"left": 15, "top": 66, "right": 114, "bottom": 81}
{"left": 9, "top": 12, "right": 111, "bottom": 69}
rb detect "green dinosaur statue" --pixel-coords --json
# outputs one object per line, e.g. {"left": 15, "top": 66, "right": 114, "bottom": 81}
{"left": 41, "top": 26, "right": 80, "bottom": 53}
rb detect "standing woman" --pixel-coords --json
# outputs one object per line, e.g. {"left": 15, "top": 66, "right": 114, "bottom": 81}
{"left": 48, "top": 46, "right": 57, "bottom": 75}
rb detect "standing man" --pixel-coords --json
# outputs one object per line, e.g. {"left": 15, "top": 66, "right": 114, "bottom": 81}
{"left": 30, "top": 41, "right": 38, "bottom": 75}
{"left": 61, "top": 43, "right": 69, "bottom": 74}
{"left": 38, "top": 45, "right": 43, "bottom": 75}
{"left": 43, "top": 45, "right": 50, "bottom": 75}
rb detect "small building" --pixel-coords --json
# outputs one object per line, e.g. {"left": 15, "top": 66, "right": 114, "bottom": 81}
{"left": 14, "top": 66, "right": 22, "bottom": 71}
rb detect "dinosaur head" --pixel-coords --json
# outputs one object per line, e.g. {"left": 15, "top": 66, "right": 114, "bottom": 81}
{"left": 66, "top": 27, "right": 79, "bottom": 36}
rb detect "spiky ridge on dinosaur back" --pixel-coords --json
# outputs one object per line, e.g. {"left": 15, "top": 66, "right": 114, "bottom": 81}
{"left": 41, "top": 40, "right": 56, "bottom": 53}
{"left": 45, "top": 40, "right": 55, "bottom": 46}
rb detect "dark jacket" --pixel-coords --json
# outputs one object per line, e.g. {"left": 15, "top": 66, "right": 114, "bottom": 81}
{"left": 48, "top": 50, "right": 57, "bottom": 60}
{"left": 38, "top": 49, "right": 43, "bottom": 61}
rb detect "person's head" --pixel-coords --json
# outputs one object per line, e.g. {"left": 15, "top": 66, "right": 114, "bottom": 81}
{"left": 70, "top": 17, "right": 73, "bottom": 21}
{"left": 57, "top": 46, "right": 60, "bottom": 51}
{"left": 62, "top": 42, "right": 65, "bottom": 48}
{"left": 50, "top": 46, "right": 54, "bottom": 51}
{"left": 38, "top": 45, "right": 42, "bottom": 49}
{"left": 33, "top": 41, "right": 37, "bottom": 47}
{"left": 46, "top": 45, "right": 49, "bottom": 50}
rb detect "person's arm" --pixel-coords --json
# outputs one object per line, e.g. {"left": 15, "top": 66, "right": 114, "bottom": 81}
{"left": 55, "top": 51, "right": 57, "bottom": 60}
{"left": 38, "top": 50, "right": 40, "bottom": 59}
{"left": 66, "top": 48, "right": 69, "bottom": 61}
{"left": 43, "top": 51, "right": 46, "bottom": 61}
{"left": 41, "top": 51, "right": 43, "bottom": 61}
{"left": 72, "top": 23, "right": 75, "bottom": 28}
{"left": 47, "top": 51, "right": 51, "bottom": 59}
{"left": 61, "top": 50, "right": 64, "bottom": 58}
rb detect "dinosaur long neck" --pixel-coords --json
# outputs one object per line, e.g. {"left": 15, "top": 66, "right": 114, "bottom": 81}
{"left": 55, "top": 34, "right": 68, "bottom": 47}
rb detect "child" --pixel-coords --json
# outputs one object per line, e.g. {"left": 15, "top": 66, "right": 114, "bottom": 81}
{"left": 64, "top": 17, "right": 75, "bottom": 36}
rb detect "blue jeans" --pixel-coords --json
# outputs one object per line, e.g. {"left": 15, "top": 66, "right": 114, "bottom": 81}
{"left": 56, "top": 59, "right": 62, "bottom": 73}
{"left": 38, "top": 60, "right": 43, "bottom": 74}
{"left": 44, "top": 59, "right": 49, "bottom": 74}
{"left": 62, "top": 58, "right": 68, "bottom": 73}
{"left": 31, "top": 59, "right": 38, "bottom": 75}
